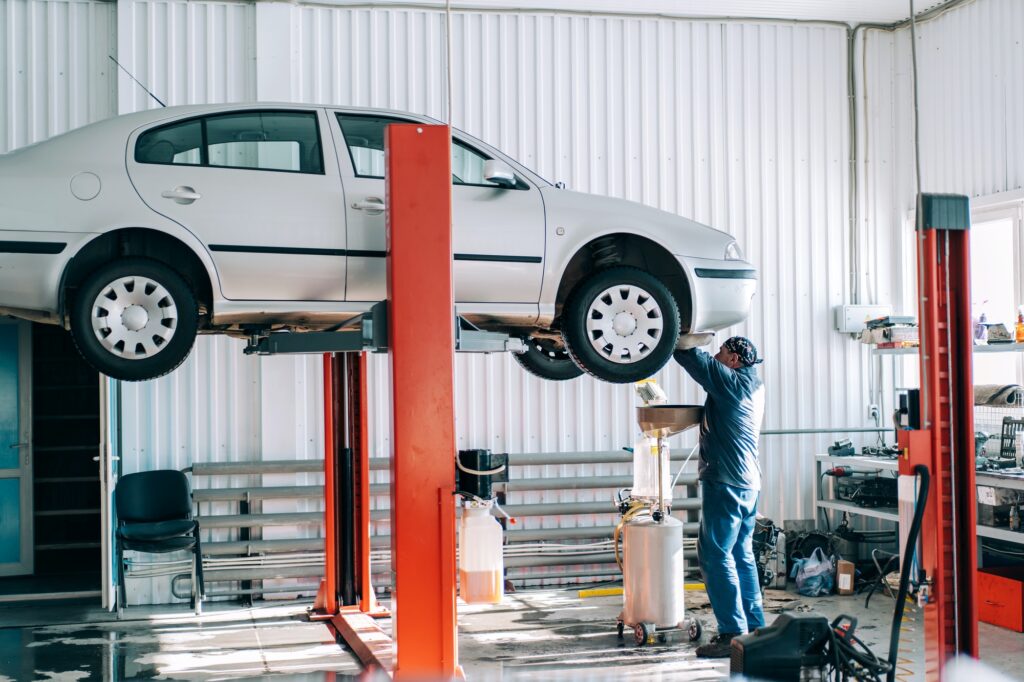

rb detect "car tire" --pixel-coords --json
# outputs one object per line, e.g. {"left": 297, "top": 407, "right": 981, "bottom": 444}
{"left": 513, "top": 335, "right": 585, "bottom": 381}
{"left": 561, "top": 266, "right": 680, "bottom": 383}
{"left": 69, "top": 258, "right": 199, "bottom": 382}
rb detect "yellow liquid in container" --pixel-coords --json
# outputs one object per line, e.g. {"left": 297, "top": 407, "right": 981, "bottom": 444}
{"left": 459, "top": 569, "right": 503, "bottom": 604}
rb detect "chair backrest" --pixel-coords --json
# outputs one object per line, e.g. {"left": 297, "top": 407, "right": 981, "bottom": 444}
{"left": 999, "top": 417, "right": 1024, "bottom": 458}
{"left": 115, "top": 470, "right": 192, "bottom": 523}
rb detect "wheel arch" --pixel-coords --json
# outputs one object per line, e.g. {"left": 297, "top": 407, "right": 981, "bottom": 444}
{"left": 59, "top": 228, "right": 215, "bottom": 325}
{"left": 554, "top": 233, "right": 693, "bottom": 331}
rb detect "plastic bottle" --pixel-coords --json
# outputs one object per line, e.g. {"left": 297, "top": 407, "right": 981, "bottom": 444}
{"left": 1016, "top": 307, "right": 1024, "bottom": 343}
{"left": 458, "top": 501, "right": 504, "bottom": 603}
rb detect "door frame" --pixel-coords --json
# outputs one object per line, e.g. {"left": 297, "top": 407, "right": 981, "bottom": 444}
{"left": 99, "top": 376, "right": 120, "bottom": 610}
{"left": 0, "top": 320, "right": 33, "bottom": 577}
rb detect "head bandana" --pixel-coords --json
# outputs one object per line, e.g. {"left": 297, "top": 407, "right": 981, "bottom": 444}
{"left": 724, "top": 336, "right": 762, "bottom": 367}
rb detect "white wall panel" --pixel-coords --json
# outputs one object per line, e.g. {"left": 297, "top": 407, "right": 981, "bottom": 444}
{"left": 0, "top": 0, "right": 116, "bottom": 152}
{"left": 863, "top": 0, "right": 1024, "bottom": 313}
{"left": 116, "top": 0, "right": 255, "bottom": 112}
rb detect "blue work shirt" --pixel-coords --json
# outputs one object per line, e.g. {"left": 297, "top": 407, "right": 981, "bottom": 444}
{"left": 674, "top": 348, "right": 765, "bottom": 491}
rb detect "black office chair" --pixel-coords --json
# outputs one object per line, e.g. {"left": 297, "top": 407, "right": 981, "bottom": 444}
{"left": 115, "top": 470, "right": 205, "bottom": 617}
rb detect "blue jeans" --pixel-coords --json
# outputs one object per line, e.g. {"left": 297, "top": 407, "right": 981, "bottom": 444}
{"left": 697, "top": 480, "right": 766, "bottom": 635}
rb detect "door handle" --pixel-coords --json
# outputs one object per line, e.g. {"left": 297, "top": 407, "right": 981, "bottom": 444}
{"left": 92, "top": 456, "right": 120, "bottom": 462}
{"left": 352, "top": 198, "right": 386, "bottom": 213}
{"left": 9, "top": 442, "right": 29, "bottom": 449}
{"left": 161, "top": 186, "right": 202, "bottom": 204}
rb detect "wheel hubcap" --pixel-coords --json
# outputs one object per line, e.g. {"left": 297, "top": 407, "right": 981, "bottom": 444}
{"left": 91, "top": 275, "right": 178, "bottom": 359}
{"left": 585, "top": 284, "right": 664, "bottom": 364}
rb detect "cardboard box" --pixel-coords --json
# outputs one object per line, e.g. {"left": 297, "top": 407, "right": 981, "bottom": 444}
{"left": 836, "top": 560, "right": 856, "bottom": 596}
{"left": 978, "top": 566, "right": 1024, "bottom": 632}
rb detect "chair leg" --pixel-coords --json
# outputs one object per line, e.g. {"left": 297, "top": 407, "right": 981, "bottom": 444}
{"left": 193, "top": 525, "right": 206, "bottom": 600}
{"left": 116, "top": 542, "right": 126, "bottom": 620}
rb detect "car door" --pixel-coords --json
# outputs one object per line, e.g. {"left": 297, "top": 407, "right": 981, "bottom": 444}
{"left": 127, "top": 107, "right": 348, "bottom": 301}
{"left": 328, "top": 112, "right": 545, "bottom": 305}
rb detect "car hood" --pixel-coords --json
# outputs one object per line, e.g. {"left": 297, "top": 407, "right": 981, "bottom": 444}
{"left": 539, "top": 187, "right": 738, "bottom": 261}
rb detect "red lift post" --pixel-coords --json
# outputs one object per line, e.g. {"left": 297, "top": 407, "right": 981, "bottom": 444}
{"left": 386, "top": 123, "right": 460, "bottom": 678}
{"left": 897, "top": 194, "right": 978, "bottom": 679}
{"left": 316, "top": 124, "right": 459, "bottom": 678}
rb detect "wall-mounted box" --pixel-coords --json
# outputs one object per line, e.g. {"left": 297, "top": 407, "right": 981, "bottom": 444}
{"left": 833, "top": 304, "right": 893, "bottom": 334}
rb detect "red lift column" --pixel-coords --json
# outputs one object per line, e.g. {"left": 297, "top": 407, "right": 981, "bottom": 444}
{"left": 386, "top": 123, "right": 459, "bottom": 678}
{"left": 899, "top": 193, "right": 978, "bottom": 678}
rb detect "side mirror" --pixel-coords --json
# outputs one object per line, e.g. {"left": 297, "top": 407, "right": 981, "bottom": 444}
{"left": 483, "top": 159, "right": 517, "bottom": 188}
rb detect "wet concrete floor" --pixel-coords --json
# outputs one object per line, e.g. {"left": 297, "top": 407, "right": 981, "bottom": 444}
{"left": 0, "top": 587, "right": 1020, "bottom": 681}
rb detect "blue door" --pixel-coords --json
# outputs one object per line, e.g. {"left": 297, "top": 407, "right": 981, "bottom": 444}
{"left": 0, "top": 321, "right": 31, "bottom": 576}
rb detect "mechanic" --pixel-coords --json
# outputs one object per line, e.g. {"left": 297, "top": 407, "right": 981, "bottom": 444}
{"left": 674, "top": 336, "right": 766, "bottom": 658}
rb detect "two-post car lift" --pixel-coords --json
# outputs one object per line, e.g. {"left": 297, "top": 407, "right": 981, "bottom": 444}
{"left": 246, "top": 124, "right": 518, "bottom": 678}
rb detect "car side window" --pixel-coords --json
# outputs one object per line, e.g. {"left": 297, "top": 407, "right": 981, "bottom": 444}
{"left": 336, "top": 113, "right": 526, "bottom": 189}
{"left": 205, "top": 111, "right": 323, "bottom": 174}
{"left": 135, "top": 120, "right": 203, "bottom": 165}
{"left": 135, "top": 111, "right": 323, "bottom": 174}
{"left": 336, "top": 114, "right": 404, "bottom": 178}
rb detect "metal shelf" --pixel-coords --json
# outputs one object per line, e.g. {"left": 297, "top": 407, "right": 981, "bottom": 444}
{"left": 976, "top": 525, "right": 1024, "bottom": 546}
{"left": 815, "top": 500, "right": 899, "bottom": 522}
{"left": 814, "top": 454, "right": 899, "bottom": 471}
{"left": 976, "top": 472, "right": 1024, "bottom": 492}
{"left": 872, "top": 342, "right": 1024, "bottom": 355}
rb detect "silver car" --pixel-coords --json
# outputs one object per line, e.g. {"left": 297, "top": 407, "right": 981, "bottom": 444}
{"left": 0, "top": 104, "right": 756, "bottom": 383}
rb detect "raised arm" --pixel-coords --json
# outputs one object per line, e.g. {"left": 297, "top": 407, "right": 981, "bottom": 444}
{"left": 673, "top": 348, "right": 740, "bottom": 398}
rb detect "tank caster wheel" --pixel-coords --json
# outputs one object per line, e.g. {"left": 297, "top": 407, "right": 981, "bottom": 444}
{"left": 616, "top": 621, "right": 624, "bottom": 639}
{"left": 688, "top": 619, "right": 703, "bottom": 642}
{"left": 633, "top": 623, "right": 648, "bottom": 647}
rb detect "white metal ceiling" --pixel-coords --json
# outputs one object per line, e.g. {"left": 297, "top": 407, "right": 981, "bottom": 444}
{"left": 354, "top": 0, "right": 953, "bottom": 25}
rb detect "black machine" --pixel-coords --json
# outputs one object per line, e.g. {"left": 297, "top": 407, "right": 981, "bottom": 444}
{"left": 834, "top": 475, "right": 898, "bottom": 508}
{"left": 455, "top": 449, "right": 508, "bottom": 499}
{"left": 730, "top": 613, "right": 831, "bottom": 680}
{"left": 751, "top": 517, "right": 782, "bottom": 589}
{"left": 828, "top": 439, "right": 856, "bottom": 457}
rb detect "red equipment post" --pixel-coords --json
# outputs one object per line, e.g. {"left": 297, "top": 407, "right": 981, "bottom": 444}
{"left": 387, "top": 123, "right": 459, "bottom": 678}
{"left": 322, "top": 352, "right": 338, "bottom": 614}
{"left": 899, "top": 194, "right": 978, "bottom": 678}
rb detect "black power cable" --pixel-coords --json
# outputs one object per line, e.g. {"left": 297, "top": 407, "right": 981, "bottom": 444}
{"left": 886, "top": 464, "right": 929, "bottom": 682}
{"left": 811, "top": 464, "right": 930, "bottom": 682}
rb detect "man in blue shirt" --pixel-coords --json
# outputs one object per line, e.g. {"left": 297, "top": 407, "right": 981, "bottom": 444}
{"left": 675, "top": 336, "right": 766, "bottom": 658}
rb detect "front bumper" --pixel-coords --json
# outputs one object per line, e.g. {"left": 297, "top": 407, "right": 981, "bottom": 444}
{"left": 677, "top": 255, "right": 757, "bottom": 332}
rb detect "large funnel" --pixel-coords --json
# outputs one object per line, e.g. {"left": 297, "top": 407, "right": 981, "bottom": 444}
{"left": 637, "top": 404, "right": 704, "bottom": 439}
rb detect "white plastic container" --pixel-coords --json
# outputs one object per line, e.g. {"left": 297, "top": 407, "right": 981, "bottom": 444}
{"left": 458, "top": 501, "right": 504, "bottom": 604}
{"left": 631, "top": 436, "right": 672, "bottom": 503}
{"left": 622, "top": 515, "right": 684, "bottom": 628}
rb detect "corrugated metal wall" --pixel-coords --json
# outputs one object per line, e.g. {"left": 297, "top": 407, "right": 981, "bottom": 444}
{"left": 862, "top": 0, "right": 1024, "bottom": 312}
{"left": 4, "top": 0, "right": 903, "bottom": 602}
{"left": 0, "top": 0, "right": 116, "bottom": 152}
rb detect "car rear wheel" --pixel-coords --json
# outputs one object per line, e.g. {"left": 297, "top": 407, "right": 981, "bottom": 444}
{"left": 69, "top": 258, "right": 198, "bottom": 381}
{"left": 513, "top": 335, "right": 584, "bottom": 381}
{"left": 561, "top": 266, "right": 680, "bottom": 383}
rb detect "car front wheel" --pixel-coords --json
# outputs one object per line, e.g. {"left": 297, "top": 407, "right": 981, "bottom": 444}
{"left": 561, "top": 266, "right": 680, "bottom": 383}
{"left": 69, "top": 258, "right": 199, "bottom": 381}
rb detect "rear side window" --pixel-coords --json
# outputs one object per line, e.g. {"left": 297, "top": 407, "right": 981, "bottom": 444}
{"left": 135, "top": 111, "right": 324, "bottom": 174}
{"left": 135, "top": 120, "right": 203, "bottom": 165}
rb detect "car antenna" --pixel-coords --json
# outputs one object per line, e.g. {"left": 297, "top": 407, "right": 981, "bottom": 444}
{"left": 108, "top": 55, "right": 166, "bottom": 108}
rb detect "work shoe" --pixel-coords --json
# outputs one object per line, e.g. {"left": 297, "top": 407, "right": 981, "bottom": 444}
{"left": 695, "top": 632, "right": 738, "bottom": 658}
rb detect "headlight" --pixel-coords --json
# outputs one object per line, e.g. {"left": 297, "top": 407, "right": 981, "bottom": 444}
{"left": 724, "top": 240, "right": 744, "bottom": 260}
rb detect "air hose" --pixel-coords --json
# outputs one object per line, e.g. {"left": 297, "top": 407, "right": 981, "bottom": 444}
{"left": 886, "top": 464, "right": 930, "bottom": 682}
